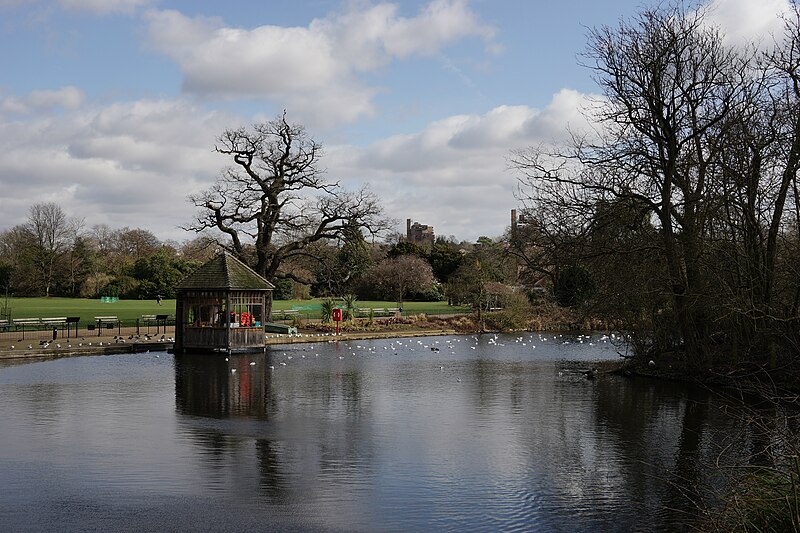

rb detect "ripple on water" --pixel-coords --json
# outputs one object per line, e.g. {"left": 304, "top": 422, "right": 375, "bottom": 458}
{"left": 0, "top": 335, "right": 751, "bottom": 531}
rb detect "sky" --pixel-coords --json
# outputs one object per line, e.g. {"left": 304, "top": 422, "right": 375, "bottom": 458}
{"left": 0, "top": 0, "right": 793, "bottom": 244}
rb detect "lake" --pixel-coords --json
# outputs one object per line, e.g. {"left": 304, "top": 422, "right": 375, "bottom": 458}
{"left": 0, "top": 333, "right": 756, "bottom": 531}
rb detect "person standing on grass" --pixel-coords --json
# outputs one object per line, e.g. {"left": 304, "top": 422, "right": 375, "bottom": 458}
{"left": 156, "top": 295, "right": 162, "bottom": 305}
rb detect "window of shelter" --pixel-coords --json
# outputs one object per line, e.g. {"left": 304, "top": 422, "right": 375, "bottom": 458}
{"left": 229, "top": 293, "right": 263, "bottom": 328}
{"left": 185, "top": 293, "right": 226, "bottom": 327}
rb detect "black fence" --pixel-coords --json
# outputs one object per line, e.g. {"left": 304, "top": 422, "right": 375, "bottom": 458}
{"left": 0, "top": 315, "right": 177, "bottom": 343}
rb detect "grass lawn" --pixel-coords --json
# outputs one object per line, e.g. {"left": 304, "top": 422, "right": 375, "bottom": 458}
{"left": 3, "top": 297, "right": 469, "bottom": 322}
{"left": 5, "top": 297, "right": 173, "bottom": 322}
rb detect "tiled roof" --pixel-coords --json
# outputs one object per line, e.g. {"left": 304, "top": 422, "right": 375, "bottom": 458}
{"left": 176, "top": 252, "right": 275, "bottom": 291}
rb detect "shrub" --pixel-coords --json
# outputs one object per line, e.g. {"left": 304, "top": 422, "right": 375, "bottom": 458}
{"left": 320, "top": 299, "right": 335, "bottom": 323}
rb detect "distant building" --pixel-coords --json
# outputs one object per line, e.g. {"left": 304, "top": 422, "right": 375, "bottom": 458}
{"left": 510, "top": 209, "right": 533, "bottom": 239}
{"left": 406, "top": 219, "right": 434, "bottom": 246}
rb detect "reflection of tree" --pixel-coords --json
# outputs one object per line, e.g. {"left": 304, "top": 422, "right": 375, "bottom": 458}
{"left": 588, "top": 376, "right": 795, "bottom": 528}
{"left": 590, "top": 376, "right": 710, "bottom": 526}
{"left": 669, "top": 387, "right": 710, "bottom": 526}
{"left": 256, "top": 439, "right": 287, "bottom": 501}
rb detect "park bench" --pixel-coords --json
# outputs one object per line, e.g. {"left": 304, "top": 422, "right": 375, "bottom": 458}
{"left": 40, "top": 317, "right": 67, "bottom": 327}
{"left": 13, "top": 318, "right": 41, "bottom": 328}
{"left": 365, "top": 308, "right": 400, "bottom": 317}
{"left": 94, "top": 316, "right": 120, "bottom": 335}
{"left": 139, "top": 314, "right": 171, "bottom": 334}
{"left": 0, "top": 319, "right": 8, "bottom": 331}
{"left": 12, "top": 318, "right": 42, "bottom": 339}
{"left": 34, "top": 318, "right": 67, "bottom": 340}
{"left": 274, "top": 309, "right": 300, "bottom": 320}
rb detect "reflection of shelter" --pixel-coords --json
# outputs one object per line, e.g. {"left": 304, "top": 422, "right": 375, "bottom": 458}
{"left": 174, "top": 252, "right": 274, "bottom": 354}
{"left": 174, "top": 353, "right": 271, "bottom": 418}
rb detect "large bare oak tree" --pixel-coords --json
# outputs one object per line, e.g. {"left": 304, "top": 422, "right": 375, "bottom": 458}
{"left": 187, "top": 113, "right": 389, "bottom": 284}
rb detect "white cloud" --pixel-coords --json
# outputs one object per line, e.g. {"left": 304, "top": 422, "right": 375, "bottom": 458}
{"left": 0, "top": 86, "right": 85, "bottom": 115}
{"left": 703, "top": 0, "right": 791, "bottom": 47}
{"left": 315, "top": 0, "right": 494, "bottom": 68}
{"left": 327, "top": 89, "right": 594, "bottom": 241}
{"left": 57, "top": 0, "right": 154, "bottom": 15}
{"left": 0, "top": 97, "right": 235, "bottom": 241}
{"left": 145, "top": 0, "right": 495, "bottom": 127}
{"left": 0, "top": 85, "right": 592, "bottom": 244}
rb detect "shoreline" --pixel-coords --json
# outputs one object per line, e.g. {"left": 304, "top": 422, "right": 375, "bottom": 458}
{"left": 0, "top": 328, "right": 460, "bottom": 362}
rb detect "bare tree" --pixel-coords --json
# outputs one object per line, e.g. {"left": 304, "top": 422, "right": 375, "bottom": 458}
{"left": 186, "top": 113, "right": 389, "bottom": 285}
{"left": 512, "top": 4, "right": 749, "bottom": 366}
{"left": 113, "top": 228, "right": 161, "bottom": 260}
{"left": 25, "top": 202, "right": 82, "bottom": 297}
{"left": 366, "top": 255, "right": 436, "bottom": 306}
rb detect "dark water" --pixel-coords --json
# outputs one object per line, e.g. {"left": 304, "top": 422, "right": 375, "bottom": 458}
{"left": 0, "top": 333, "right": 754, "bottom": 531}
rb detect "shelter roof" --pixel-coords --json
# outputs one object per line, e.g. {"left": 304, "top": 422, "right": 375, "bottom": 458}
{"left": 176, "top": 252, "right": 275, "bottom": 291}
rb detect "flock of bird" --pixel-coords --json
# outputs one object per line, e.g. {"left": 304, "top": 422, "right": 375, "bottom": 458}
{"left": 8, "top": 333, "right": 175, "bottom": 351}
{"left": 224, "top": 332, "right": 619, "bottom": 382}
{"left": 5, "top": 329, "right": 620, "bottom": 383}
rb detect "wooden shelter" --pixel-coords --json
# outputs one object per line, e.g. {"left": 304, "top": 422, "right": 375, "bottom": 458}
{"left": 174, "top": 252, "right": 274, "bottom": 354}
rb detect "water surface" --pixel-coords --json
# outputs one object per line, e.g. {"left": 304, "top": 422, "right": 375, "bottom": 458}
{"left": 0, "top": 333, "right": 745, "bottom": 531}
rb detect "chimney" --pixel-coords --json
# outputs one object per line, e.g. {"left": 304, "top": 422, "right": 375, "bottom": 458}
{"left": 511, "top": 209, "right": 517, "bottom": 238}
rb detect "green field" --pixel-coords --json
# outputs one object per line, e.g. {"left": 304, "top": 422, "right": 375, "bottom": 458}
{"left": 2, "top": 297, "right": 468, "bottom": 322}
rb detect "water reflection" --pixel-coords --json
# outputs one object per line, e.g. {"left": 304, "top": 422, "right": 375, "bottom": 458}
{"left": 169, "top": 335, "right": 726, "bottom": 531}
{"left": 175, "top": 352, "right": 273, "bottom": 419}
{"left": 1, "top": 334, "right": 791, "bottom": 531}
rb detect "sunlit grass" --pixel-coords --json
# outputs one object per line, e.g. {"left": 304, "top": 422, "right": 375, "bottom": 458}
{"left": 3, "top": 296, "right": 468, "bottom": 322}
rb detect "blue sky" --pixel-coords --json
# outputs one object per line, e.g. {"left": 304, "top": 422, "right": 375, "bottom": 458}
{"left": 0, "top": 0, "right": 792, "bottom": 243}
